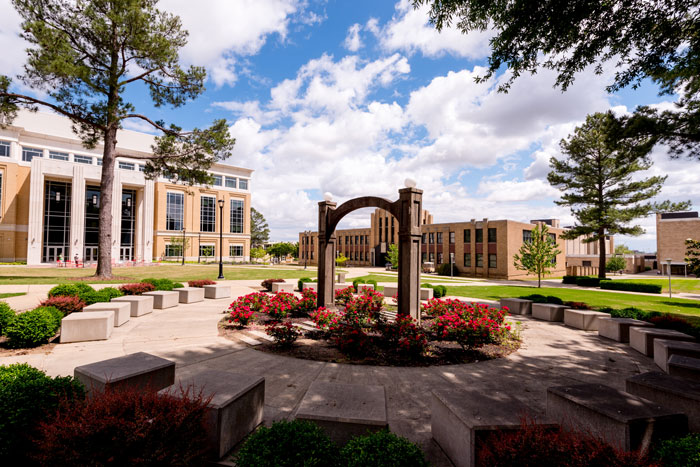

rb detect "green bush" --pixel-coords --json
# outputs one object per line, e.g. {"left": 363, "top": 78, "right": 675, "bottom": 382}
{"left": 0, "top": 302, "right": 15, "bottom": 335}
{"left": 142, "top": 278, "right": 179, "bottom": 291}
{"left": 5, "top": 307, "right": 62, "bottom": 348}
{"left": 366, "top": 279, "right": 378, "bottom": 289}
{"left": 575, "top": 276, "right": 601, "bottom": 287}
{"left": 654, "top": 433, "right": 700, "bottom": 466}
{"left": 352, "top": 278, "right": 366, "bottom": 290}
{"left": 74, "top": 282, "right": 95, "bottom": 294}
{"left": 437, "top": 263, "right": 459, "bottom": 276}
{"left": 48, "top": 284, "right": 81, "bottom": 297}
{"left": 78, "top": 287, "right": 123, "bottom": 306}
{"left": 519, "top": 294, "right": 564, "bottom": 305}
{"left": 298, "top": 277, "right": 313, "bottom": 291}
{"left": 562, "top": 275, "right": 578, "bottom": 284}
{"left": 33, "top": 306, "right": 64, "bottom": 328}
{"left": 598, "top": 307, "right": 653, "bottom": 321}
{"left": 0, "top": 363, "right": 84, "bottom": 462}
{"left": 422, "top": 283, "right": 447, "bottom": 298}
{"left": 599, "top": 280, "right": 662, "bottom": 294}
{"left": 173, "top": 282, "right": 184, "bottom": 289}
{"left": 236, "top": 419, "right": 339, "bottom": 467}
{"left": 341, "top": 430, "right": 428, "bottom": 467}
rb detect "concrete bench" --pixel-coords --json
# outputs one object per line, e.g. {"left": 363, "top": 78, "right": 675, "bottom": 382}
{"left": 629, "top": 327, "right": 695, "bottom": 357}
{"left": 302, "top": 282, "right": 317, "bottom": 291}
{"left": 356, "top": 284, "right": 375, "bottom": 292}
{"left": 626, "top": 371, "right": 700, "bottom": 432}
{"left": 160, "top": 370, "right": 264, "bottom": 459}
{"left": 271, "top": 282, "right": 295, "bottom": 293}
{"left": 531, "top": 303, "right": 567, "bottom": 322}
{"left": 432, "top": 388, "right": 555, "bottom": 467}
{"left": 112, "top": 295, "right": 154, "bottom": 317}
{"left": 383, "top": 285, "right": 397, "bottom": 297}
{"left": 563, "top": 309, "right": 610, "bottom": 331}
{"left": 598, "top": 317, "right": 654, "bottom": 343}
{"left": 420, "top": 287, "right": 434, "bottom": 300}
{"left": 60, "top": 311, "right": 114, "bottom": 343}
{"left": 83, "top": 302, "right": 130, "bottom": 327}
{"left": 143, "top": 290, "right": 179, "bottom": 309}
{"left": 75, "top": 352, "right": 175, "bottom": 396}
{"left": 334, "top": 283, "right": 353, "bottom": 292}
{"left": 176, "top": 286, "right": 205, "bottom": 304}
{"left": 654, "top": 339, "right": 700, "bottom": 372}
{"left": 668, "top": 354, "right": 700, "bottom": 382}
{"left": 547, "top": 383, "right": 687, "bottom": 452}
{"left": 499, "top": 298, "right": 532, "bottom": 315}
{"left": 294, "top": 381, "right": 387, "bottom": 445}
{"left": 203, "top": 284, "right": 231, "bottom": 299}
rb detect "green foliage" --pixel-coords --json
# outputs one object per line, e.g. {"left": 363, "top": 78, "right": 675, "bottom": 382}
{"left": 422, "top": 283, "right": 447, "bottom": 298}
{"left": 341, "top": 430, "right": 428, "bottom": 467}
{"left": 267, "top": 242, "right": 297, "bottom": 260}
{"left": 251, "top": 208, "right": 270, "bottom": 248}
{"left": 78, "top": 287, "right": 123, "bottom": 306}
{"left": 0, "top": 363, "right": 84, "bottom": 462}
{"left": 614, "top": 244, "right": 633, "bottom": 255}
{"left": 437, "top": 262, "right": 459, "bottom": 276}
{"left": 687, "top": 238, "right": 700, "bottom": 277}
{"left": 575, "top": 276, "right": 601, "bottom": 287}
{"left": 653, "top": 433, "right": 700, "bottom": 466}
{"left": 336, "top": 253, "right": 349, "bottom": 267}
{"left": 598, "top": 307, "right": 653, "bottom": 321}
{"left": 250, "top": 247, "right": 267, "bottom": 261}
{"left": 562, "top": 276, "right": 578, "bottom": 284}
{"left": 0, "top": 302, "right": 15, "bottom": 335}
{"left": 48, "top": 284, "right": 81, "bottom": 297}
{"left": 297, "top": 277, "right": 315, "bottom": 291}
{"left": 513, "top": 223, "right": 561, "bottom": 287}
{"left": 519, "top": 294, "right": 564, "bottom": 305}
{"left": 74, "top": 283, "right": 95, "bottom": 294}
{"left": 352, "top": 278, "right": 366, "bottom": 290}
{"left": 142, "top": 278, "right": 179, "bottom": 291}
{"left": 236, "top": 420, "right": 339, "bottom": 467}
{"left": 366, "top": 279, "right": 378, "bottom": 289}
{"left": 4, "top": 307, "right": 61, "bottom": 348}
{"left": 606, "top": 256, "right": 627, "bottom": 274}
{"left": 600, "top": 281, "right": 662, "bottom": 294}
{"left": 387, "top": 243, "right": 399, "bottom": 268}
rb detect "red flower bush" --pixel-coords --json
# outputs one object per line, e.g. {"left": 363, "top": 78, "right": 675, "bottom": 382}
{"left": 648, "top": 315, "right": 697, "bottom": 337}
{"left": 236, "top": 292, "right": 270, "bottom": 312}
{"left": 310, "top": 307, "right": 341, "bottom": 331}
{"left": 265, "top": 321, "right": 300, "bottom": 347}
{"left": 118, "top": 282, "right": 155, "bottom": 295}
{"left": 294, "top": 288, "right": 317, "bottom": 316}
{"left": 565, "top": 301, "right": 590, "bottom": 310}
{"left": 263, "top": 293, "right": 298, "bottom": 320}
{"left": 187, "top": 279, "right": 216, "bottom": 288}
{"left": 332, "top": 322, "right": 369, "bottom": 356}
{"left": 334, "top": 286, "right": 355, "bottom": 305}
{"left": 421, "top": 298, "right": 465, "bottom": 317}
{"left": 261, "top": 278, "right": 285, "bottom": 291}
{"left": 228, "top": 305, "right": 254, "bottom": 327}
{"left": 380, "top": 314, "right": 428, "bottom": 358}
{"left": 39, "top": 295, "right": 85, "bottom": 315}
{"left": 430, "top": 301, "right": 510, "bottom": 350}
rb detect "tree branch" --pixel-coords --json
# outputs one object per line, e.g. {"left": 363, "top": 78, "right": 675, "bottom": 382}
{"left": 122, "top": 114, "right": 192, "bottom": 135}
{"left": 1, "top": 92, "right": 106, "bottom": 131}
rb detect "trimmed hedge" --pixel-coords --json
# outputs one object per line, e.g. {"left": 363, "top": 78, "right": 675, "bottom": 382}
{"left": 187, "top": 279, "right": 216, "bottom": 288}
{"left": 519, "top": 294, "right": 564, "bottom": 305}
{"left": 352, "top": 278, "right": 366, "bottom": 290}
{"left": 39, "top": 296, "right": 85, "bottom": 315}
{"left": 562, "top": 275, "right": 578, "bottom": 284}
{"left": 4, "top": 307, "right": 62, "bottom": 348}
{"left": 261, "top": 278, "right": 285, "bottom": 291}
{"left": 422, "top": 283, "right": 447, "bottom": 298}
{"left": 141, "top": 278, "right": 181, "bottom": 291}
{"left": 119, "top": 282, "right": 156, "bottom": 295}
{"left": 653, "top": 433, "right": 700, "bottom": 466}
{"left": 437, "top": 262, "right": 459, "bottom": 276}
{"left": 341, "top": 430, "right": 428, "bottom": 467}
{"left": 48, "top": 284, "right": 82, "bottom": 297}
{"left": 599, "top": 280, "right": 662, "bottom": 294}
{"left": 575, "top": 276, "right": 601, "bottom": 287}
{"left": 78, "top": 287, "right": 124, "bottom": 306}
{"left": 297, "top": 277, "right": 314, "bottom": 291}
{"left": 0, "top": 302, "right": 15, "bottom": 335}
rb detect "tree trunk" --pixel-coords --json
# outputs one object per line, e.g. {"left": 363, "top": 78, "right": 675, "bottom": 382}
{"left": 95, "top": 126, "right": 117, "bottom": 278}
{"left": 538, "top": 273, "right": 541, "bottom": 288}
{"left": 598, "top": 229, "right": 606, "bottom": 279}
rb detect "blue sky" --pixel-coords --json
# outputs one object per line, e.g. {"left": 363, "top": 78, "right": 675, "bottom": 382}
{"left": 2, "top": 0, "right": 698, "bottom": 251}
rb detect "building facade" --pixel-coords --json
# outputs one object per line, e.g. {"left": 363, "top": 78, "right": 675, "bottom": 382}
{"left": 656, "top": 211, "right": 700, "bottom": 275}
{"left": 0, "top": 110, "right": 252, "bottom": 265}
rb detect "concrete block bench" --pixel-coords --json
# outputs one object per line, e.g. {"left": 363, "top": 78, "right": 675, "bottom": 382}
{"left": 75, "top": 352, "right": 175, "bottom": 396}
{"left": 203, "top": 284, "right": 231, "bottom": 299}
{"left": 629, "top": 327, "right": 695, "bottom": 357}
{"left": 357, "top": 284, "right": 375, "bottom": 293}
{"left": 499, "top": 298, "right": 532, "bottom": 315}
{"left": 383, "top": 285, "right": 397, "bottom": 297}
{"left": 668, "top": 354, "right": 700, "bottom": 382}
{"left": 112, "top": 295, "right": 154, "bottom": 317}
{"left": 302, "top": 282, "right": 317, "bottom": 291}
{"left": 61, "top": 311, "right": 114, "bottom": 343}
{"left": 271, "top": 282, "right": 295, "bottom": 293}
{"left": 598, "top": 317, "right": 654, "bottom": 343}
{"left": 176, "top": 287, "right": 205, "bottom": 304}
{"left": 432, "top": 388, "right": 555, "bottom": 467}
{"left": 654, "top": 339, "right": 700, "bottom": 373}
{"left": 294, "top": 381, "right": 387, "bottom": 445}
{"left": 420, "top": 287, "right": 434, "bottom": 300}
{"left": 84, "top": 302, "right": 130, "bottom": 327}
{"left": 547, "top": 383, "right": 687, "bottom": 451}
{"left": 626, "top": 372, "right": 700, "bottom": 432}
{"left": 563, "top": 309, "right": 610, "bottom": 331}
{"left": 160, "top": 370, "right": 264, "bottom": 459}
{"left": 334, "top": 283, "right": 353, "bottom": 292}
{"left": 143, "top": 291, "right": 179, "bottom": 309}
{"left": 531, "top": 303, "right": 567, "bottom": 322}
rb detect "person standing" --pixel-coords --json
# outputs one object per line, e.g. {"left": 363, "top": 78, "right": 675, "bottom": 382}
{"left": 74, "top": 253, "right": 79, "bottom": 267}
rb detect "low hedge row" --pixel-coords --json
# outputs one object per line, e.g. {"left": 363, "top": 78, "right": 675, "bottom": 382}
{"left": 574, "top": 276, "right": 601, "bottom": 287}
{"left": 261, "top": 278, "right": 285, "bottom": 291}
{"left": 422, "top": 283, "right": 447, "bottom": 298}
{"left": 599, "top": 280, "right": 662, "bottom": 294}
{"left": 352, "top": 278, "right": 378, "bottom": 291}
{"left": 298, "top": 277, "right": 316, "bottom": 291}
{"left": 519, "top": 294, "right": 564, "bottom": 305}
{"left": 141, "top": 278, "right": 184, "bottom": 291}
{"left": 562, "top": 275, "right": 578, "bottom": 284}
{"left": 4, "top": 306, "right": 63, "bottom": 348}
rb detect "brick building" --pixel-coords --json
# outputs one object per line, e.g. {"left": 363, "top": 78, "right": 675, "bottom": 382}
{"left": 656, "top": 211, "right": 700, "bottom": 275}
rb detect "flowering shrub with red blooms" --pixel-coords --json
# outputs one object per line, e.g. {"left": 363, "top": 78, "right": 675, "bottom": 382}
{"left": 648, "top": 315, "right": 699, "bottom": 338}
{"left": 261, "top": 278, "right": 285, "bottom": 291}
{"left": 229, "top": 305, "right": 254, "bottom": 327}
{"left": 343, "top": 295, "right": 380, "bottom": 325}
{"left": 39, "top": 295, "right": 85, "bottom": 315}
{"left": 294, "top": 288, "right": 317, "bottom": 316}
{"left": 263, "top": 293, "right": 298, "bottom": 320}
{"left": 236, "top": 292, "right": 270, "bottom": 312}
{"left": 310, "top": 307, "right": 341, "bottom": 331}
{"left": 565, "top": 301, "right": 590, "bottom": 310}
{"left": 265, "top": 321, "right": 300, "bottom": 347}
{"left": 32, "top": 386, "right": 211, "bottom": 465}
{"left": 380, "top": 314, "right": 429, "bottom": 358}
{"left": 334, "top": 286, "right": 355, "bottom": 305}
{"left": 187, "top": 279, "right": 216, "bottom": 287}
{"left": 421, "top": 298, "right": 467, "bottom": 317}
{"left": 359, "top": 289, "right": 384, "bottom": 315}
{"left": 118, "top": 282, "right": 156, "bottom": 295}
{"left": 332, "top": 322, "right": 370, "bottom": 356}
{"left": 431, "top": 302, "right": 510, "bottom": 350}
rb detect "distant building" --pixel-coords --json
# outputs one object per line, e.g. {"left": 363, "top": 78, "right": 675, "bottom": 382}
{"left": 656, "top": 211, "right": 700, "bottom": 275}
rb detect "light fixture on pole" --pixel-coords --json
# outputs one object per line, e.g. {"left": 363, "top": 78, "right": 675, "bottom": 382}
{"left": 666, "top": 258, "right": 672, "bottom": 298}
{"left": 218, "top": 199, "right": 225, "bottom": 279}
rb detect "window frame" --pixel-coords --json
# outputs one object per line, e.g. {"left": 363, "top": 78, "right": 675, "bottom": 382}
{"left": 165, "top": 192, "right": 184, "bottom": 231}
{"left": 0, "top": 141, "right": 10, "bottom": 158}
{"left": 488, "top": 254, "right": 497, "bottom": 268}
{"left": 488, "top": 228, "right": 497, "bottom": 243}
{"left": 199, "top": 195, "right": 216, "bottom": 233}
{"left": 49, "top": 150, "right": 69, "bottom": 161}
{"left": 22, "top": 146, "right": 43, "bottom": 162}
{"left": 230, "top": 199, "right": 244, "bottom": 233}
{"left": 74, "top": 154, "right": 93, "bottom": 165}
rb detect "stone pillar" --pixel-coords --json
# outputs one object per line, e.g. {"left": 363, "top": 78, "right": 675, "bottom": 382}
{"left": 317, "top": 200, "right": 337, "bottom": 308}
{"left": 70, "top": 165, "right": 86, "bottom": 261}
{"left": 397, "top": 187, "right": 423, "bottom": 321}
{"left": 143, "top": 180, "right": 155, "bottom": 263}
{"left": 26, "top": 158, "right": 45, "bottom": 265}
{"left": 111, "top": 171, "right": 122, "bottom": 261}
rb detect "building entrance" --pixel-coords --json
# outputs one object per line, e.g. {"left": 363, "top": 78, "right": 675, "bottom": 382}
{"left": 84, "top": 246, "right": 98, "bottom": 262}
{"left": 42, "top": 180, "right": 71, "bottom": 263}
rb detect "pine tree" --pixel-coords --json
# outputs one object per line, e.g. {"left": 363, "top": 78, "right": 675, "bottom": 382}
{"left": 513, "top": 223, "right": 561, "bottom": 288}
{"left": 250, "top": 208, "right": 270, "bottom": 248}
{"left": 686, "top": 239, "right": 700, "bottom": 276}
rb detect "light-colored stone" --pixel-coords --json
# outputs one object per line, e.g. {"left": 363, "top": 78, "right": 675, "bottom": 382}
{"left": 654, "top": 339, "right": 700, "bottom": 372}
{"left": 420, "top": 287, "right": 434, "bottom": 300}
{"left": 500, "top": 298, "right": 532, "bottom": 315}
{"left": 598, "top": 317, "right": 654, "bottom": 343}
{"left": 75, "top": 352, "right": 175, "bottom": 396}
{"left": 383, "top": 285, "right": 397, "bottom": 297}
{"left": 668, "top": 355, "right": 700, "bottom": 382}
{"left": 629, "top": 327, "right": 695, "bottom": 357}
{"left": 626, "top": 371, "right": 700, "bottom": 432}
{"left": 531, "top": 303, "right": 567, "bottom": 322}
{"left": 143, "top": 291, "right": 179, "bottom": 309}
{"left": 176, "top": 287, "right": 205, "bottom": 304}
{"left": 203, "top": 284, "right": 231, "bottom": 299}
{"left": 294, "top": 381, "right": 387, "bottom": 445}
{"left": 112, "top": 295, "right": 154, "bottom": 317}
{"left": 563, "top": 309, "right": 611, "bottom": 331}
{"left": 334, "top": 283, "right": 352, "bottom": 292}
{"left": 357, "top": 284, "right": 375, "bottom": 292}
{"left": 271, "top": 282, "right": 295, "bottom": 293}
{"left": 302, "top": 282, "right": 317, "bottom": 291}
{"left": 83, "top": 302, "right": 130, "bottom": 327}
{"left": 60, "top": 311, "right": 113, "bottom": 343}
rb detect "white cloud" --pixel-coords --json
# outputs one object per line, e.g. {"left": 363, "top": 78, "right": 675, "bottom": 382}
{"left": 0, "top": 0, "right": 31, "bottom": 78}
{"left": 477, "top": 179, "right": 560, "bottom": 202}
{"left": 344, "top": 23, "right": 363, "bottom": 52}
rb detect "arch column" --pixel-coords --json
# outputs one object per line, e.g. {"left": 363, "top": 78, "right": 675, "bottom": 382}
{"left": 397, "top": 187, "right": 423, "bottom": 321}
{"left": 317, "top": 200, "right": 337, "bottom": 308}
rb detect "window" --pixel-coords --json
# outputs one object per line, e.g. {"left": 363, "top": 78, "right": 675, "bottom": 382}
{"left": 583, "top": 260, "right": 592, "bottom": 267}
{"left": 549, "top": 233, "right": 557, "bottom": 243}
{"left": 165, "top": 244, "right": 182, "bottom": 257}
{"left": 523, "top": 230, "right": 532, "bottom": 243}
{"left": 74, "top": 155, "right": 93, "bottom": 165}
{"left": 476, "top": 253, "right": 483, "bottom": 267}
{"left": 429, "top": 252, "right": 434, "bottom": 262}
{"left": 239, "top": 179, "right": 248, "bottom": 190}
{"left": 22, "top": 146, "right": 42, "bottom": 162}
{"left": 488, "top": 254, "right": 497, "bottom": 268}
{"left": 422, "top": 233, "right": 426, "bottom": 243}
{"left": 230, "top": 245, "right": 243, "bottom": 257}
{"left": 212, "top": 175, "right": 222, "bottom": 186}
{"left": 49, "top": 151, "right": 69, "bottom": 161}
{"left": 464, "top": 229, "right": 471, "bottom": 243}
{"left": 230, "top": 199, "right": 244, "bottom": 233}
{"left": 422, "top": 252, "right": 427, "bottom": 262}
{"left": 118, "top": 162, "right": 135, "bottom": 171}
{"left": 438, "top": 253, "right": 443, "bottom": 264}
{"left": 428, "top": 233, "right": 434, "bottom": 244}
{"left": 0, "top": 141, "right": 9, "bottom": 157}
{"left": 464, "top": 253, "right": 471, "bottom": 267}
{"left": 138, "top": 164, "right": 145, "bottom": 172}
{"left": 225, "top": 177, "right": 237, "bottom": 188}
{"left": 475, "top": 228, "right": 483, "bottom": 243}
{"left": 200, "top": 196, "right": 216, "bottom": 232}
{"left": 96, "top": 158, "right": 103, "bottom": 166}
{"left": 437, "top": 232, "right": 443, "bottom": 244}
{"left": 166, "top": 192, "right": 184, "bottom": 231}
{"left": 355, "top": 235, "right": 359, "bottom": 244}
{"left": 199, "top": 245, "right": 215, "bottom": 257}
{"left": 449, "top": 232, "right": 455, "bottom": 244}
{"left": 488, "top": 228, "right": 497, "bottom": 242}
{"left": 345, "top": 236, "right": 349, "bottom": 245}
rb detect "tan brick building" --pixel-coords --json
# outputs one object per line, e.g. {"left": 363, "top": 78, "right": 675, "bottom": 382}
{"left": 656, "top": 211, "right": 700, "bottom": 275}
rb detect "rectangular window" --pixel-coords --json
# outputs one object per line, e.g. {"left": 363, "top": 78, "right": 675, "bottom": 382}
{"left": 549, "top": 233, "right": 557, "bottom": 242}
{"left": 437, "top": 232, "right": 443, "bottom": 244}
{"left": 22, "top": 146, "right": 42, "bottom": 162}
{"left": 345, "top": 236, "right": 349, "bottom": 245}
{"left": 449, "top": 232, "right": 455, "bottom": 244}
{"left": 476, "top": 253, "right": 483, "bottom": 268}
{"left": 429, "top": 252, "right": 434, "bottom": 262}
{"left": 464, "top": 253, "right": 471, "bottom": 267}
{"left": 422, "top": 252, "right": 427, "bottom": 262}
{"left": 166, "top": 192, "right": 184, "bottom": 231}
{"left": 489, "top": 254, "right": 497, "bottom": 268}
{"left": 74, "top": 155, "right": 93, "bottom": 165}
{"left": 0, "top": 141, "right": 9, "bottom": 157}
{"left": 225, "top": 177, "right": 237, "bottom": 188}
{"left": 475, "top": 228, "right": 483, "bottom": 243}
{"left": 49, "top": 151, "right": 69, "bottom": 161}
{"left": 523, "top": 230, "right": 532, "bottom": 243}
{"left": 583, "top": 260, "right": 592, "bottom": 267}
{"left": 138, "top": 164, "right": 145, "bottom": 172}
{"left": 422, "top": 233, "right": 426, "bottom": 243}
{"left": 164, "top": 244, "right": 182, "bottom": 257}
{"left": 438, "top": 253, "right": 443, "bottom": 264}
{"left": 96, "top": 158, "right": 103, "bottom": 166}
{"left": 200, "top": 196, "right": 216, "bottom": 232}
{"left": 488, "top": 228, "right": 497, "bottom": 243}
{"left": 230, "top": 199, "right": 244, "bottom": 233}
{"left": 464, "top": 229, "right": 471, "bottom": 243}
{"left": 355, "top": 235, "right": 359, "bottom": 244}
{"left": 199, "top": 245, "right": 215, "bottom": 257}
{"left": 118, "top": 162, "right": 135, "bottom": 171}
{"left": 212, "top": 175, "right": 222, "bottom": 186}
{"left": 239, "top": 179, "right": 249, "bottom": 190}
{"left": 229, "top": 245, "right": 243, "bottom": 257}
{"left": 428, "top": 233, "right": 434, "bottom": 244}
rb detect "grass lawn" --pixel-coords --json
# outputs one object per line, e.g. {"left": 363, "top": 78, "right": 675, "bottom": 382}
{"left": 351, "top": 274, "right": 477, "bottom": 284}
{"left": 0, "top": 293, "right": 25, "bottom": 299}
{"left": 604, "top": 277, "right": 700, "bottom": 294}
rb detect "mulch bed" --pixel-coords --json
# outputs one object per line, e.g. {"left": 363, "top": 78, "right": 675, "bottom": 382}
{"left": 0, "top": 334, "right": 58, "bottom": 357}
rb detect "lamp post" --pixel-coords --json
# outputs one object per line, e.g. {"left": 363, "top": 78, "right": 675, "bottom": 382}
{"left": 181, "top": 228, "right": 185, "bottom": 266}
{"left": 218, "top": 199, "right": 225, "bottom": 279}
{"left": 666, "top": 258, "right": 672, "bottom": 298}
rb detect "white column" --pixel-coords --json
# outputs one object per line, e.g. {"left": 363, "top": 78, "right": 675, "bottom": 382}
{"left": 134, "top": 189, "right": 144, "bottom": 262}
{"left": 70, "top": 165, "right": 86, "bottom": 261}
{"left": 111, "top": 171, "right": 122, "bottom": 262}
{"left": 26, "top": 159, "right": 45, "bottom": 265}
{"left": 142, "top": 179, "right": 154, "bottom": 262}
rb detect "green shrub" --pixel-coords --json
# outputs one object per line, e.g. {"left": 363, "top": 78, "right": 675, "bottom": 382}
{"left": 575, "top": 276, "right": 601, "bottom": 287}
{"left": 599, "top": 280, "right": 662, "bottom": 294}
{"left": 366, "top": 279, "right": 378, "bottom": 289}
{"left": 519, "top": 294, "right": 564, "bottom": 305}
{"left": 236, "top": 419, "right": 339, "bottom": 467}
{"left": 341, "top": 430, "right": 428, "bottom": 467}
{"left": 437, "top": 263, "right": 459, "bottom": 276}
{"left": 74, "top": 282, "right": 95, "bottom": 294}
{"left": 654, "top": 433, "right": 700, "bottom": 466}
{"left": 0, "top": 363, "right": 84, "bottom": 463}
{"left": 0, "top": 302, "right": 15, "bottom": 335}
{"left": 352, "top": 278, "right": 366, "bottom": 290}
{"left": 48, "top": 284, "right": 81, "bottom": 297}
{"left": 5, "top": 307, "right": 62, "bottom": 348}
{"left": 78, "top": 287, "right": 122, "bottom": 306}
{"left": 600, "top": 307, "right": 653, "bottom": 321}
{"left": 562, "top": 275, "right": 578, "bottom": 284}
{"left": 33, "top": 306, "right": 64, "bottom": 328}
{"left": 99, "top": 287, "right": 124, "bottom": 300}
{"left": 173, "top": 282, "right": 184, "bottom": 289}
{"left": 298, "top": 277, "right": 313, "bottom": 291}
{"left": 422, "top": 283, "right": 447, "bottom": 299}
{"left": 141, "top": 278, "right": 178, "bottom": 291}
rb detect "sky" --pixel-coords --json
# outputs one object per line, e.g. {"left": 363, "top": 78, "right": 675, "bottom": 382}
{"left": 2, "top": 0, "right": 699, "bottom": 252}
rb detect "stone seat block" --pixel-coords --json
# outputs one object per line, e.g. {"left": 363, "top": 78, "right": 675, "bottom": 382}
{"left": 143, "top": 291, "right": 179, "bottom": 309}
{"left": 203, "top": 284, "right": 231, "bottom": 299}
{"left": 563, "top": 309, "right": 611, "bottom": 331}
{"left": 357, "top": 284, "right": 375, "bottom": 292}
{"left": 112, "top": 295, "right": 154, "bottom": 317}
{"left": 500, "top": 298, "right": 532, "bottom": 315}
{"left": 334, "top": 283, "right": 352, "bottom": 292}
{"left": 420, "top": 287, "right": 434, "bottom": 300}
{"left": 60, "top": 311, "right": 113, "bottom": 343}
{"left": 294, "top": 381, "right": 387, "bottom": 445}
{"left": 83, "top": 302, "right": 130, "bottom": 327}
{"left": 160, "top": 370, "right": 264, "bottom": 459}
{"left": 654, "top": 339, "right": 700, "bottom": 373}
{"left": 432, "top": 388, "right": 555, "bottom": 467}
{"left": 531, "top": 303, "right": 568, "bottom": 322}
{"left": 598, "top": 317, "right": 654, "bottom": 343}
{"left": 176, "top": 286, "right": 205, "bottom": 304}
{"left": 302, "top": 282, "right": 317, "bottom": 291}
{"left": 75, "top": 352, "right": 175, "bottom": 396}
{"left": 547, "top": 383, "right": 687, "bottom": 452}
{"left": 629, "top": 327, "right": 695, "bottom": 357}
{"left": 668, "top": 355, "right": 700, "bottom": 382}
{"left": 626, "top": 372, "right": 700, "bottom": 432}
{"left": 271, "top": 282, "right": 295, "bottom": 293}
{"left": 382, "top": 285, "right": 397, "bottom": 297}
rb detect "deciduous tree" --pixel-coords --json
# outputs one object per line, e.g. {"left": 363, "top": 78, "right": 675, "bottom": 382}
{"left": 513, "top": 223, "right": 561, "bottom": 288}
{"left": 606, "top": 256, "right": 627, "bottom": 275}
{"left": 687, "top": 239, "right": 700, "bottom": 276}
